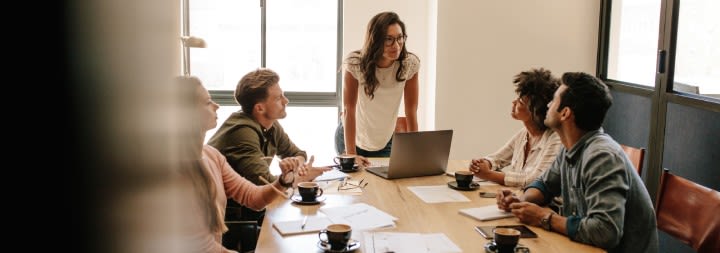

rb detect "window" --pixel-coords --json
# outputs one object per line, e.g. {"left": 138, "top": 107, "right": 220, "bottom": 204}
{"left": 187, "top": 0, "right": 261, "bottom": 90}
{"left": 599, "top": 0, "right": 720, "bottom": 236}
{"left": 265, "top": 0, "right": 338, "bottom": 92}
{"left": 185, "top": 0, "right": 342, "bottom": 157}
{"left": 606, "top": 0, "right": 719, "bottom": 99}
{"left": 673, "top": 1, "right": 720, "bottom": 97}
{"left": 606, "top": 0, "right": 661, "bottom": 87}
{"left": 187, "top": 0, "right": 339, "bottom": 92}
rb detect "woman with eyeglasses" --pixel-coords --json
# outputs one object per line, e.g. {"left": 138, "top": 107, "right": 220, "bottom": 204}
{"left": 468, "top": 68, "right": 562, "bottom": 188}
{"left": 335, "top": 11, "right": 420, "bottom": 164}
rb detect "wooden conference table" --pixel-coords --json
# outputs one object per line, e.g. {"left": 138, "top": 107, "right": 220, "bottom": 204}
{"left": 255, "top": 160, "right": 603, "bottom": 253}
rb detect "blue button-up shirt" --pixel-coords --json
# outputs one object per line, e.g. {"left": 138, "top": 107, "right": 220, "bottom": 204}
{"left": 527, "top": 129, "right": 658, "bottom": 253}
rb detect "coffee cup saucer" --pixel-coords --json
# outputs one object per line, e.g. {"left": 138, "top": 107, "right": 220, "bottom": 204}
{"left": 447, "top": 181, "right": 480, "bottom": 191}
{"left": 317, "top": 239, "right": 360, "bottom": 252}
{"left": 484, "top": 241, "right": 530, "bottom": 253}
{"left": 331, "top": 164, "right": 360, "bottom": 172}
{"left": 290, "top": 195, "right": 326, "bottom": 205}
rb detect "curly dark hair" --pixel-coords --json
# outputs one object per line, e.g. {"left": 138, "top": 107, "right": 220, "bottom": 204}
{"left": 352, "top": 11, "right": 409, "bottom": 99}
{"left": 513, "top": 68, "right": 560, "bottom": 131}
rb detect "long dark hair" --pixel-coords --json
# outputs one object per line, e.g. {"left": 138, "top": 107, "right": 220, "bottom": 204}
{"left": 352, "top": 11, "right": 409, "bottom": 99}
{"left": 175, "top": 75, "right": 226, "bottom": 234}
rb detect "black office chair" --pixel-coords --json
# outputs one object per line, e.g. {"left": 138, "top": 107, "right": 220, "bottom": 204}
{"left": 222, "top": 203, "right": 265, "bottom": 253}
{"left": 223, "top": 220, "right": 259, "bottom": 253}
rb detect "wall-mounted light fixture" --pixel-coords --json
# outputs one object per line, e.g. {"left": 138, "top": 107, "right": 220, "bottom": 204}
{"left": 181, "top": 36, "right": 206, "bottom": 76}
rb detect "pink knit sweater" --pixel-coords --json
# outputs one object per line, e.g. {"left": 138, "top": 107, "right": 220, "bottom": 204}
{"left": 187, "top": 145, "right": 280, "bottom": 253}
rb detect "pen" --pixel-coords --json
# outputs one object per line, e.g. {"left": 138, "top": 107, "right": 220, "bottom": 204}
{"left": 301, "top": 215, "right": 308, "bottom": 230}
{"left": 258, "top": 176, "right": 289, "bottom": 199}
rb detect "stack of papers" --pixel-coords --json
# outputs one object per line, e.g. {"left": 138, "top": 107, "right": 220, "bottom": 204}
{"left": 363, "top": 232, "right": 461, "bottom": 253}
{"left": 458, "top": 205, "right": 514, "bottom": 221}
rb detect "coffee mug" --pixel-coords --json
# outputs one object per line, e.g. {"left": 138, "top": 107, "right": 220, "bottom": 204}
{"left": 493, "top": 227, "right": 527, "bottom": 253}
{"left": 455, "top": 171, "right": 474, "bottom": 188}
{"left": 318, "top": 223, "right": 352, "bottom": 251}
{"left": 334, "top": 155, "right": 356, "bottom": 171}
{"left": 298, "top": 182, "right": 324, "bottom": 202}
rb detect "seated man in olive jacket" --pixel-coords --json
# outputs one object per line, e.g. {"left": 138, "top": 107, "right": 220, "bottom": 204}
{"left": 208, "top": 68, "right": 330, "bottom": 223}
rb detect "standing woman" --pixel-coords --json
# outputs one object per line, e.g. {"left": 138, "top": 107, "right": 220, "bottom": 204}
{"left": 336, "top": 11, "right": 421, "bottom": 161}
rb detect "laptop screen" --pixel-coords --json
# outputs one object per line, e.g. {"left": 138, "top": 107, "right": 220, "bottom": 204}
{"left": 366, "top": 129, "right": 453, "bottom": 179}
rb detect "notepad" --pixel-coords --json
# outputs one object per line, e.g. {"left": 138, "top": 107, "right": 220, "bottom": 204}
{"left": 272, "top": 216, "right": 333, "bottom": 236}
{"left": 458, "top": 205, "right": 514, "bottom": 221}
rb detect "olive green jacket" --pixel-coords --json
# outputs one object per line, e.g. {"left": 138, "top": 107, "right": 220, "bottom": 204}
{"left": 208, "top": 111, "right": 307, "bottom": 185}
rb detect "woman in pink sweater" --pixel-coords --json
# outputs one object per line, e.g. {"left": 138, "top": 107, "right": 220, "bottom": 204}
{"left": 175, "top": 76, "right": 309, "bottom": 252}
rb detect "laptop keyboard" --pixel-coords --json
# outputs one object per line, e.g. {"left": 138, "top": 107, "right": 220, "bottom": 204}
{"left": 369, "top": 160, "right": 389, "bottom": 168}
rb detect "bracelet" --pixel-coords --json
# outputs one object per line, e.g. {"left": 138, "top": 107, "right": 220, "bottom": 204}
{"left": 278, "top": 174, "right": 294, "bottom": 188}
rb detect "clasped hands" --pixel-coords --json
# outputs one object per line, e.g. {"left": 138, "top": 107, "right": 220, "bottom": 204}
{"left": 496, "top": 189, "right": 551, "bottom": 227}
{"left": 469, "top": 158, "right": 492, "bottom": 176}
{"left": 278, "top": 155, "right": 332, "bottom": 184}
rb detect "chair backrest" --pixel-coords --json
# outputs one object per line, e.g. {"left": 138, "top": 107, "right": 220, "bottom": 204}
{"left": 656, "top": 168, "right": 720, "bottom": 253}
{"left": 223, "top": 205, "right": 262, "bottom": 252}
{"left": 620, "top": 144, "right": 645, "bottom": 175}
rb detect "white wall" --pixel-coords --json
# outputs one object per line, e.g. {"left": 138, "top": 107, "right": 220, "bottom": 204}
{"left": 344, "top": 1, "right": 599, "bottom": 159}
{"left": 436, "top": 1, "right": 600, "bottom": 159}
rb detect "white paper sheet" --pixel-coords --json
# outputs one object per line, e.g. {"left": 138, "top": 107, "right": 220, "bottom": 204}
{"left": 314, "top": 169, "right": 349, "bottom": 182}
{"left": 363, "top": 232, "right": 462, "bottom": 253}
{"left": 407, "top": 185, "right": 471, "bottom": 203}
{"left": 320, "top": 203, "right": 397, "bottom": 231}
{"left": 458, "top": 205, "right": 514, "bottom": 221}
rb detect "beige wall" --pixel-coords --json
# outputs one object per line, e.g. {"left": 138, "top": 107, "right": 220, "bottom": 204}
{"left": 345, "top": 0, "right": 600, "bottom": 159}
{"left": 436, "top": 1, "right": 599, "bottom": 159}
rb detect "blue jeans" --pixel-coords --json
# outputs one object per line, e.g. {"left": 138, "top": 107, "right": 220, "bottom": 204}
{"left": 334, "top": 122, "right": 392, "bottom": 157}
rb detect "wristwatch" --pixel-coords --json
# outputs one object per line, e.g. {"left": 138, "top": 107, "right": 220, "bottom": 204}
{"left": 278, "top": 173, "right": 295, "bottom": 188}
{"left": 540, "top": 212, "right": 554, "bottom": 231}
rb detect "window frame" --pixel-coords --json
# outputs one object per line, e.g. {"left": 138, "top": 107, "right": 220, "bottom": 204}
{"left": 596, "top": 0, "right": 720, "bottom": 200}
{"left": 182, "top": 0, "right": 344, "bottom": 110}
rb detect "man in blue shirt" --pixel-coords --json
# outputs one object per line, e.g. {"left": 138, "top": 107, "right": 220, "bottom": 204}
{"left": 497, "top": 72, "right": 658, "bottom": 253}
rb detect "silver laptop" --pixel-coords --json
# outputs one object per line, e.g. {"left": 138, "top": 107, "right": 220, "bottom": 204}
{"left": 365, "top": 130, "right": 453, "bottom": 179}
